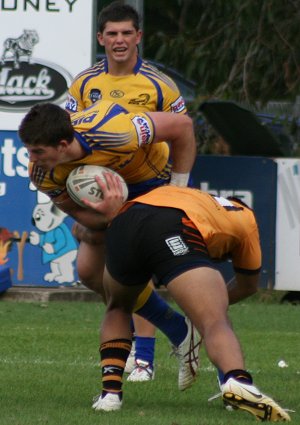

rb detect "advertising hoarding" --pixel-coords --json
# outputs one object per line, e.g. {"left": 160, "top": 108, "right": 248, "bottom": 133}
{"left": 0, "top": 0, "right": 96, "bottom": 129}
{"left": 275, "top": 158, "right": 300, "bottom": 290}
{"left": 0, "top": 0, "right": 96, "bottom": 286}
{"left": 192, "top": 155, "right": 278, "bottom": 288}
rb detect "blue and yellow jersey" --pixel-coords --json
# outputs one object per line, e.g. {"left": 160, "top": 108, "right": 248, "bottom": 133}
{"left": 65, "top": 57, "right": 187, "bottom": 115}
{"left": 29, "top": 101, "right": 170, "bottom": 199}
{"left": 124, "top": 186, "right": 262, "bottom": 272}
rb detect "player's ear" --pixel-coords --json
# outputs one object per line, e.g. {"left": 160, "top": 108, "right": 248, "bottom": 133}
{"left": 58, "top": 139, "right": 70, "bottom": 152}
{"left": 97, "top": 32, "right": 105, "bottom": 46}
{"left": 136, "top": 29, "right": 142, "bottom": 45}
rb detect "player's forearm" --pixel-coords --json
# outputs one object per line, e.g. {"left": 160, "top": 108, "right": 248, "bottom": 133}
{"left": 72, "top": 222, "right": 105, "bottom": 245}
{"left": 53, "top": 195, "right": 109, "bottom": 231}
{"left": 170, "top": 119, "right": 197, "bottom": 176}
{"left": 227, "top": 274, "right": 259, "bottom": 304}
{"left": 72, "top": 209, "right": 109, "bottom": 230}
{"left": 150, "top": 112, "right": 197, "bottom": 173}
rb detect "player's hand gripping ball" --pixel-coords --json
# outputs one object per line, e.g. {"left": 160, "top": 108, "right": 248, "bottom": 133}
{"left": 66, "top": 165, "right": 128, "bottom": 208}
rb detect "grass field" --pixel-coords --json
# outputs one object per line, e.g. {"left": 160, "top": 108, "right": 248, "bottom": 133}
{"left": 0, "top": 293, "right": 299, "bottom": 425}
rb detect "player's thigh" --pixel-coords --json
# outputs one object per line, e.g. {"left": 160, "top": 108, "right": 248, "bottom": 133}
{"left": 103, "top": 267, "right": 146, "bottom": 312}
{"left": 77, "top": 240, "right": 105, "bottom": 281}
{"left": 167, "top": 267, "right": 229, "bottom": 331}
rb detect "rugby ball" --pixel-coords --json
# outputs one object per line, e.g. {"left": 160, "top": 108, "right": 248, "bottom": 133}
{"left": 66, "top": 165, "right": 128, "bottom": 208}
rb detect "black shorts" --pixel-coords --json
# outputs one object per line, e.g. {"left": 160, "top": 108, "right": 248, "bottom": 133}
{"left": 105, "top": 204, "right": 216, "bottom": 287}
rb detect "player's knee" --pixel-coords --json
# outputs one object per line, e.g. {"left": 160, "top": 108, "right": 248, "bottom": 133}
{"left": 72, "top": 223, "right": 105, "bottom": 245}
{"left": 80, "top": 277, "right": 106, "bottom": 298}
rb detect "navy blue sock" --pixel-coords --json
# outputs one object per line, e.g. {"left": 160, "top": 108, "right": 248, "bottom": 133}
{"left": 135, "top": 290, "right": 187, "bottom": 347}
{"left": 223, "top": 369, "right": 253, "bottom": 384}
{"left": 217, "top": 368, "right": 225, "bottom": 385}
{"left": 135, "top": 336, "right": 155, "bottom": 365}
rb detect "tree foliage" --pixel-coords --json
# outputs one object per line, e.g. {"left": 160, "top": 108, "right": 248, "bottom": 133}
{"left": 144, "top": 0, "right": 300, "bottom": 106}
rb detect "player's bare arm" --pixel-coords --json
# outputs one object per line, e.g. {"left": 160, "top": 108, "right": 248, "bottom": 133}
{"left": 52, "top": 190, "right": 110, "bottom": 231}
{"left": 53, "top": 172, "right": 124, "bottom": 230}
{"left": 147, "top": 112, "right": 197, "bottom": 179}
{"left": 226, "top": 273, "right": 259, "bottom": 304}
{"left": 78, "top": 173, "right": 125, "bottom": 217}
{"left": 81, "top": 172, "right": 125, "bottom": 221}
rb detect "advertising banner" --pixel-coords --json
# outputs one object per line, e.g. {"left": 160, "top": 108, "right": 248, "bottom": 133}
{"left": 0, "top": 150, "right": 279, "bottom": 288}
{"left": 0, "top": 0, "right": 96, "bottom": 287}
{"left": 0, "top": 130, "right": 78, "bottom": 287}
{"left": 0, "top": 0, "right": 96, "bottom": 129}
{"left": 192, "top": 155, "right": 278, "bottom": 288}
{"left": 275, "top": 158, "right": 300, "bottom": 290}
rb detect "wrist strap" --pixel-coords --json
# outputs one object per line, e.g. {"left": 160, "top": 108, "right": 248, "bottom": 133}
{"left": 170, "top": 172, "right": 189, "bottom": 187}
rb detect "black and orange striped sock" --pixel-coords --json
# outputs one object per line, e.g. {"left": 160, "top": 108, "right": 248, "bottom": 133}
{"left": 100, "top": 339, "right": 132, "bottom": 399}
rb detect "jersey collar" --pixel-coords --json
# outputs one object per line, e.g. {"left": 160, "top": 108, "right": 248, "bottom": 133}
{"left": 103, "top": 56, "right": 143, "bottom": 75}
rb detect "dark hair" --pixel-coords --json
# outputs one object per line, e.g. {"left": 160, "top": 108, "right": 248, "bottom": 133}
{"left": 18, "top": 103, "right": 74, "bottom": 147}
{"left": 98, "top": 1, "right": 140, "bottom": 33}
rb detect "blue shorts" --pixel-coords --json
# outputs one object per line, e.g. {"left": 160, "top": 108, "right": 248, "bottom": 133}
{"left": 127, "top": 175, "right": 194, "bottom": 200}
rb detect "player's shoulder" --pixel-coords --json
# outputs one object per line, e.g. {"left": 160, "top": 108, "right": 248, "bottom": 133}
{"left": 138, "top": 59, "right": 179, "bottom": 92}
{"left": 72, "top": 57, "right": 106, "bottom": 82}
{"left": 71, "top": 100, "right": 129, "bottom": 129}
{"left": 29, "top": 163, "right": 63, "bottom": 197}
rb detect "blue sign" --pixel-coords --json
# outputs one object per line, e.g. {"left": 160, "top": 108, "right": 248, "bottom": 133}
{"left": 0, "top": 136, "right": 277, "bottom": 289}
{"left": 192, "top": 155, "right": 277, "bottom": 288}
{"left": 0, "top": 130, "right": 78, "bottom": 287}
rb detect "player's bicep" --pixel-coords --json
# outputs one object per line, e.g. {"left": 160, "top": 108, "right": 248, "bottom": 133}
{"left": 52, "top": 192, "right": 108, "bottom": 230}
{"left": 52, "top": 191, "right": 78, "bottom": 215}
{"left": 146, "top": 112, "right": 192, "bottom": 144}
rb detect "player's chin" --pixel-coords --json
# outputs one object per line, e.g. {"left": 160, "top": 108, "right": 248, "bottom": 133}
{"left": 112, "top": 52, "right": 128, "bottom": 62}
{"left": 36, "top": 163, "right": 52, "bottom": 171}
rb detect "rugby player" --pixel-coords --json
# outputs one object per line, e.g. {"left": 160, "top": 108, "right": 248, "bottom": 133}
{"left": 65, "top": 0, "right": 191, "bottom": 380}
{"left": 18, "top": 100, "right": 200, "bottom": 395}
{"left": 84, "top": 176, "right": 290, "bottom": 421}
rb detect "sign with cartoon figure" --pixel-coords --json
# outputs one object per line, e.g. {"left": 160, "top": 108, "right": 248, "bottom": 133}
{"left": 0, "top": 131, "right": 79, "bottom": 286}
{"left": 0, "top": 1, "right": 96, "bottom": 286}
{"left": 30, "top": 192, "right": 78, "bottom": 285}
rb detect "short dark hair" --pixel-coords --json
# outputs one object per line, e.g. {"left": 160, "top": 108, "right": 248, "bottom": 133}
{"left": 18, "top": 103, "right": 74, "bottom": 147}
{"left": 98, "top": 1, "right": 141, "bottom": 33}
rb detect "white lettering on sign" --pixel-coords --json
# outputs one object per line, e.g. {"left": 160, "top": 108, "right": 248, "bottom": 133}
{"left": 0, "top": 182, "right": 6, "bottom": 195}
{"left": 0, "top": 67, "right": 54, "bottom": 98}
{"left": 200, "top": 181, "right": 253, "bottom": 208}
{"left": 0, "top": 67, "right": 55, "bottom": 100}
{"left": 0, "top": 0, "right": 78, "bottom": 12}
{"left": 0, "top": 138, "right": 29, "bottom": 177}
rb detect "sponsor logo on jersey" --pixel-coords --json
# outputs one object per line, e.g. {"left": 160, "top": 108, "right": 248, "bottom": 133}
{"left": 110, "top": 89, "right": 124, "bottom": 98}
{"left": 129, "top": 93, "right": 150, "bottom": 105}
{"left": 170, "top": 96, "right": 186, "bottom": 113}
{"left": 165, "top": 236, "right": 189, "bottom": 256}
{"left": 71, "top": 112, "right": 97, "bottom": 126}
{"left": 65, "top": 94, "right": 78, "bottom": 112}
{"left": 132, "top": 116, "right": 152, "bottom": 146}
{"left": 0, "top": 30, "right": 72, "bottom": 111}
{"left": 89, "top": 88, "right": 101, "bottom": 103}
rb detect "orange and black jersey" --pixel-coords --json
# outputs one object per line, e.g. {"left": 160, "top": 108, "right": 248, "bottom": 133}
{"left": 123, "top": 186, "right": 262, "bottom": 274}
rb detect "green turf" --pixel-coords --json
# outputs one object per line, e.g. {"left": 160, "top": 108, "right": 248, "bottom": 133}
{"left": 0, "top": 296, "right": 299, "bottom": 425}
